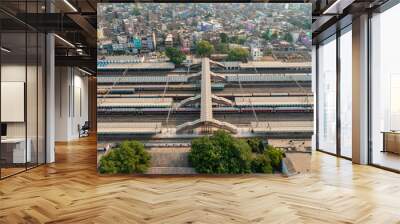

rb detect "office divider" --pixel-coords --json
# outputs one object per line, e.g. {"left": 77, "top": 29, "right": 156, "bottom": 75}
{"left": 0, "top": 1, "right": 46, "bottom": 179}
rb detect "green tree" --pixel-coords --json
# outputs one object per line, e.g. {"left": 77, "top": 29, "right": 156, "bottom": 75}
{"left": 215, "top": 43, "right": 229, "bottom": 54}
{"left": 132, "top": 7, "right": 141, "bottom": 16}
{"left": 283, "top": 32, "right": 293, "bottom": 43}
{"left": 237, "top": 36, "right": 246, "bottom": 45}
{"left": 262, "top": 31, "right": 271, "bottom": 41}
{"left": 229, "top": 36, "right": 239, "bottom": 44}
{"left": 195, "top": 40, "right": 214, "bottom": 57}
{"left": 165, "top": 47, "right": 186, "bottom": 65}
{"left": 251, "top": 153, "right": 273, "bottom": 174}
{"left": 189, "top": 130, "right": 252, "bottom": 174}
{"left": 271, "top": 32, "right": 278, "bottom": 40}
{"left": 265, "top": 49, "right": 273, "bottom": 56}
{"left": 247, "top": 138, "right": 265, "bottom": 154}
{"left": 220, "top": 33, "right": 228, "bottom": 43}
{"left": 265, "top": 145, "right": 284, "bottom": 172}
{"left": 98, "top": 140, "right": 151, "bottom": 174}
{"left": 98, "top": 150, "right": 119, "bottom": 174}
{"left": 228, "top": 35, "right": 246, "bottom": 45}
{"left": 302, "top": 20, "right": 311, "bottom": 30}
{"left": 288, "top": 17, "right": 311, "bottom": 30}
{"left": 227, "top": 48, "right": 249, "bottom": 62}
{"left": 188, "top": 137, "right": 221, "bottom": 174}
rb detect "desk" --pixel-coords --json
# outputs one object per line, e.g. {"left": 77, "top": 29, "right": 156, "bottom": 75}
{"left": 382, "top": 131, "right": 400, "bottom": 154}
{"left": 1, "top": 138, "right": 31, "bottom": 163}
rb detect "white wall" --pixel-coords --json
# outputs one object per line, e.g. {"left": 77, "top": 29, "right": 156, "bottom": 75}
{"left": 1, "top": 64, "right": 26, "bottom": 139}
{"left": 55, "top": 67, "right": 89, "bottom": 141}
{"left": 55, "top": 67, "right": 70, "bottom": 141}
{"left": 1, "top": 64, "right": 26, "bottom": 81}
{"left": 1, "top": 63, "right": 46, "bottom": 164}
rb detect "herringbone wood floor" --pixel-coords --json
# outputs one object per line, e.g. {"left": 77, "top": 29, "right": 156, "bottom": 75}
{"left": 1, "top": 136, "right": 400, "bottom": 224}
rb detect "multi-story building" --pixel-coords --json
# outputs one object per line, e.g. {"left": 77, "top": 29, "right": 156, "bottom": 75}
{"left": 251, "top": 47, "right": 263, "bottom": 60}
{"left": 165, "top": 33, "right": 173, "bottom": 48}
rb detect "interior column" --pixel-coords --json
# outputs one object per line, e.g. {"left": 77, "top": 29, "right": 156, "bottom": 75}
{"left": 352, "top": 14, "right": 369, "bottom": 164}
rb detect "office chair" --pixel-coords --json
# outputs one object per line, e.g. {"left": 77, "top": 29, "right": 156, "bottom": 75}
{"left": 79, "top": 121, "right": 90, "bottom": 138}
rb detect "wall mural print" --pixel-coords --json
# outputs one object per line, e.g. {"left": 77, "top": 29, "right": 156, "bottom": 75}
{"left": 97, "top": 3, "right": 313, "bottom": 175}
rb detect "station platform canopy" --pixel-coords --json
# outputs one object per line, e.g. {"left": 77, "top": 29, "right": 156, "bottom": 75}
{"left": 97, "top": 122, "right": 162, "bottom": 134}
{"left": 97, "top": 75, "right": 187, "bottom": 83}
{"left": 239, "top": 61, "right": 311, "bottom": 69}
{"left": 226, "top": 74, "right": 311, "bottom": 82}
{"left": 251, "top": 121, "right": 313, "bottom": 133}
{"left": 98, "top": 62, "right": 175, "bottom": 70}
{"left": 97, "top": 97, "right": 173, "bottom": 108}
{"left": 235, "top": 96, "right": 313, "bottom": 107}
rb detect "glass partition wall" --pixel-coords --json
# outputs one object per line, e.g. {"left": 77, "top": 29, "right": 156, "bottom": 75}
{"left": 339, "top": 27, "right": 352, "bottom": 159}
{"left": 0, "top": 2, "right": 46, "bottom": 179}
{"left": 370, "top": 3, "right": 400, "bottom": 171}
{"left": 316, "top": 1, "right": 400, "bottom": 172}
{"left": 316, "top": 26, "right": 353, "bottom": 159}
{"left": 317, "top": 35, "right": 337, "bottom": 155}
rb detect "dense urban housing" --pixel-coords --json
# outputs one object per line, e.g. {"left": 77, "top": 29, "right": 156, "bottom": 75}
{"left": 0, "top": 0, "right": 400, "bottom": 223}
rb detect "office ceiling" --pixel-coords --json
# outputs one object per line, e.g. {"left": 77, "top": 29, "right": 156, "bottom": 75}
{"left": 0, "top": 0, "right": 393, "bottom": 71}
{"left": 311, "top": 0, "right": 390, "bottom": 43}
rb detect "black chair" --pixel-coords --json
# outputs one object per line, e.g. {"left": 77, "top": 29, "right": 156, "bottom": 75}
{"left": 79, "top": 121, "right": 90, "bottom": 138}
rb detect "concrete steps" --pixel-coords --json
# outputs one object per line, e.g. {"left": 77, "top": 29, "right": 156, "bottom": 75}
{"left": 281, "top": 157, "right": 298, "bottom": 176}
{"left": 146, "top": 167, "right": 196, "bottom": 174}
{"left": 147, "top": 148, "right": 196, "bottom": 174}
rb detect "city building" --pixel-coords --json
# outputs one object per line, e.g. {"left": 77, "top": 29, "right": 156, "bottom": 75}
{"left": 251, "top": 47, "right": 263, "bottom": 60}
{"left": 1, "top": 1, "right": 400, "bottom": 223}
{"left": 164, "top": 33, "right": 173, "bottom": 48}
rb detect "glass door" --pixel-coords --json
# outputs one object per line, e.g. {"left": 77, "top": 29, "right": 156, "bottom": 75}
{"left": 317, "top": 35, "right": 337, "bottom": 154}
{"left": 339, "top": 27, "right": 352, "bottom": 158}
{"left": 370, "top": 4, "right": 400, "bottom": 171}
{"left": 1, "top": 30, "right": 28, "bottom": 178}
{"left": 0, "top": 0, "right": 47, "bottom": 179}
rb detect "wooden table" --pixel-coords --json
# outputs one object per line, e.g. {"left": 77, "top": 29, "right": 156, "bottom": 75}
{"left": 382, "top": 131, "right": 400, "bottom": 154}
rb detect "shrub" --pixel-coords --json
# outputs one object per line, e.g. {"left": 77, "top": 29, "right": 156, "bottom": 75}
{"left": 189, "top": 130, "right": 252, "bottom": 174}
{"left": 251, "top": 153, "right": 273, "bottom": 174}
{"left": 187, "top": 137, "right": 220, "bottom": 173}
{"left": 98, "top": 140, "right": 151, "bottom": 174}
{"left": 265, "top": 145, "right": 284, "bottom": 172}
{"left": 98, "top": 150, "right": 119, "bottom": 174}
{"left": 247, "top": 138, "right": 265, "bottom": 154}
